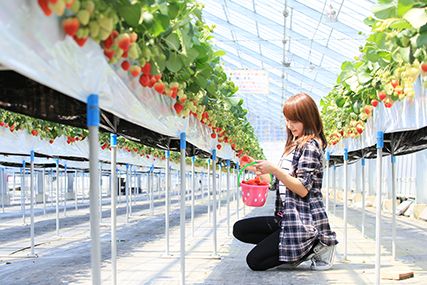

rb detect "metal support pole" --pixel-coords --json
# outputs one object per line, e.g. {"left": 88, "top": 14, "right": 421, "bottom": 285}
{"left": 375, "top": 131, "right": 384, "bottom": 285}
{"left": 191, "top": 156, "right": 195, "bottom": 236}
{"left": 21, "top": 161, "right": 26, "bottom": 224}
{"left": 42, "top": 169, "right": 46, "bottom": 215}
{"left": 218, "top": 164, "right": 222, "bottom": 216}
{"left": 212, "top": 150, "right": 218, "bottom": 256}
{"left": 1, "top": 169, "right": 4, "bottom": 213}
{"left": 13, "top": 172, "right": 16, "bottom": 203}
{"left": 179, "top": 132, "right": 187, "bottom": 285}
{"left": 125, "top": 164, "right": 130, "bottom": 222}
{"left": 226, "top": 160, "right": 231, "bottom": 236}
{"left": 99, "top": 163, "right": 102, "bottom": 221}
{"left": 343, "top": 148, "right": 348, "bottom": 260}
{"left": 333, "top": 165, "right": 337, "bottom": 216}
{"left": 236, "top": 163, "right": 240, "bottom": 221}
{"left": 150, "top": 166, "right": 154, "bottom": 215}
{"left": 64, "top": 164, "right": 67, "bottom": 216}
{"left": 56, "top": 160, "right": 60, "bottom": 235}
{"left": 391, "top": 155, "right": 397, "bottom": 260}
{"left": 30, "top": 151, "right": 35, "bottom": 256}
{"left": 165, "top": 150, "right": 171, "bottom": 256}
{"left": 87, "top": 94, "right": 101, "bottom": 285}
{"left": 74, "top": 170, "right": 78, "bottom": 210}
{"left": 361, "top": 158, "right": 366, "bottom": 237}
{"left": 207, "top": 159, "right": 211, "bottom": 223}
{"left": 325, "top": 151, "right": 330, "bottom": 215}
{"left": 110, "top": 134, "right": 118, "bottom": 285}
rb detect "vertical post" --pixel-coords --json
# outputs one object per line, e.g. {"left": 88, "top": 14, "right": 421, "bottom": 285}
{"left": 391, "top": 155, "right": 396, "bottom": 260}
{"left": 236, "top": 162, "right": 240, "bottom": 221}
{"left": 343, "top": 147, "right": 348, "bottom": 260}
{"left": 191, "top": 156, "right": 195, "bottom": 237}
{"left": 29, "top": 151, "right": 35, "bottom": 256}
{"left": 125, "top": 164, "right": 130, "bottom": 222}
{"left": 150, "top": 165, "right": 154, "bottom": 215}
{"left": 64, "top": 163, "right": 67, "bottom": 216}
{"left": 207, "top": 159, "right": 211, "bottom": 224}
{"left": 74, "top": 170, "right": 78, "bottom": 210}
{"left": 212, "top": 149, "right": 218, "bottom": 256}
{"left": 21, "top": 161, "right": 26, "bottom": 224}
{"left": 42, "top": 169, "right": 46, "bottom": 215}
{"left": 13, "top": 172, "right": 16, "bottom": 203}
{"left": 325, "top": 150, "right": 330, "bottom": 215}
{"left": 361, "top": 158, "right": 366, "bottom": 237}
{"left": 226, "top": 160, "right": 231, "bottom": 236}
{"left": 1, "top": 169, "right": 4, "bottom": 213}
{"left": 56, "top": 160, "right": 60, "bottom": 235}
{"left": 99, "top": 163, "right": 102, "bottom": 221}
{"left": 110, "top": 134, "right": 118, "bottom": 285}
{"left": 179, "top": 132, "right": 186, "bottom": 285}
{"left": 333, "top": 165, "right": 337, "bottom": 216}
{"left": 87, "top": 94, "right": 101, "bottom": 285}
{"left": 218, "top": 164, "right": 221, "bottom": 216}
{"left": 118, "top": 170, "right": 122, "bottom": 204}
{"left": 375, "top": 131, "right": 384, "bottom": 285}
{"left": 165, "top": 150, "right": 171, "bottom": 256}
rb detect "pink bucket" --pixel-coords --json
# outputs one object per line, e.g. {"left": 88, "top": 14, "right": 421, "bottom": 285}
{"left": 240, "top": 183, "right": 269, "bottom": 207}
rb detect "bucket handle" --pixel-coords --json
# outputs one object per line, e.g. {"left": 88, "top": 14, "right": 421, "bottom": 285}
{"left": 238, "top": 161, "right": 273, "bottom": 187}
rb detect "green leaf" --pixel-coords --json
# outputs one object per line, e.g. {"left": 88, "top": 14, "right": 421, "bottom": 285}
{"left": 195, "top": 75, "right": 208, "bottom": 88}
{"left": 389, "top": 19, "right": 413, "bottom": 30}
{"left": 165, "top": 32, "right": 180, "bottom": 51}
{"left": 186, "top": 47, "right": 199, "bottom": 62}
{"left": 415, "top": 32, "right": 427, "bottom": 47}
{"left": 118, "top": 4, "right": 142, "bottom": 26}
{"left": 397, "top": 0, "right": 416, "bottom": 17}
{"left": 345, "top": 75, "right": 360, "bottom": 92}
{"left": 166, "top": 52, "right": 183, "bottom": 72}
{"left": 399, "top": 46, "right": 411, "bottom": 62}
{"left": 335, "top": 97, "right": 346, "bottom": 108}
{"left": 150, "top": 14, "right": 170, "bottom": 36}
{"left": 363, "top": 16, "right": 376, "bottom": 26}
{"left": 357, "top": 71, "right": 372, "bottom": 84}
{"left": 168, "top": 2, "right": 180, "bottom": 18}
{"left": 403, "top": 8, "right": 427, "bottom": 29}
{"left": 214, "top": 50, "right": 226, "bottom": 57}
{"left": 158, "top": 3, "right": 169, "bottom": 16}
{"left": 372, "top": 3, "right": 397, "bottom": 19}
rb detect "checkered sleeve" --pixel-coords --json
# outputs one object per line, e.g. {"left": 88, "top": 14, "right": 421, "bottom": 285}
{"left": 295, "top": 142, "right": 322, "bottom": 192}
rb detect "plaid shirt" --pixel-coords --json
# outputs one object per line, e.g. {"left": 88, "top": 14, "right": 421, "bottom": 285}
{"left": 275, "top": 139, "right": 338, "bottom": 262}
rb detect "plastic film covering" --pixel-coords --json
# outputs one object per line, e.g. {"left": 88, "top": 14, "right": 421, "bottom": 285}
{"left": 328, "top": 77, "right": 427, "bottom": 164}
{"left": 0, "top": 1, "right": 235, "bottom": 160}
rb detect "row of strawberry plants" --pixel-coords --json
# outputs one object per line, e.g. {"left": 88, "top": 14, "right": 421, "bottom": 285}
{"left": 321, "top": 0, "right": 427, "bottom": 145}
{"left": 36, "top": 0, "right": 264, "bottom": 159}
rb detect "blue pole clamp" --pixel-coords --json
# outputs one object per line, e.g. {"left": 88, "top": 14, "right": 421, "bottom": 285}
{"left": 237, "top": 162, "right": 240, "bottom": 171}
{"left": 344, "top": 148, "right": 349, "bottom": 161}
{"left": 226, "top": 159, "right": 230, "bottom": 167}
{"left": 64, "top": 163, "right": 67, "bottom": 172}
{"left": 180, "top": 132, "right": 186, "bottom": 150}
{"left": 87, "top": 94, "right": 100, "bottom": 127}
{"left": 376, "top": 131, "right": 384, "bottom": 149}
{"left": 126, "top": 164, "right": 129, "bottom": 170}
{"left": 212, "top": 149, "right": 217, "bottom": 161}
{"left": 165, "top": 150, "right": 170, "bottom": 158}
{"left": 192, "top": 156, "right": 195, "bottom": 163}
{"left": 56, "top": 159, "right": 59, "bottom": 166}
{"left": 30, "top": 150, "right": 34, "bottom": 163}
{"left": 391, "top": 155, "right": 396, "bottom": 164}
{"left": 110, "top": 134, "right": 117, "bottom": 147}
{"left": 326, "top": 150, "right": 330, "bottom": 161}
{"left": 150, "top": 164, "right": 154, "bottom": 173}
{"left": 22, "top": 160, "right": 26, "bottom": 170}
{"left": 361, "top": 158, "right": 366, "bottom": 167}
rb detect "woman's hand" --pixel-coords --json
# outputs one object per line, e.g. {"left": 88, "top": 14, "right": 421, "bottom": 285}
{"left": 254, "top": 160, "right": 278, "bottom": 176}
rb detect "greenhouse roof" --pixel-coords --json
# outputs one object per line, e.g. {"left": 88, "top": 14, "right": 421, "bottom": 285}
{"left": 201, "top": 0, "right": 376, "bottom": 142}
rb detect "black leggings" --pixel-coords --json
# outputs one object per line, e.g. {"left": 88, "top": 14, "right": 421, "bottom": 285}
{"left": 233, "top": 216, "right": 317, "bottom": 271}
{"left": 233, "top": 216, "right": 283, "bottom": 271}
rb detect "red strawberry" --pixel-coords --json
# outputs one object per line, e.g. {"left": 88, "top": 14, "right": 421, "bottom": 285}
{"left": 241, "top": 155, "right": 251, "bottom": 163}
{"left": 364, "top": 105, "right": 372, "bottom": 115}
{"left": 73, "top": 36, "right": 88, "bottom": 47}
{"left": 211, "top": 133, "right": 216, "bottom": 139}
{"left": 139, "top": 75, "right": 150, "bottom": 87}
{"left": 65, "top": 0, "right": 75, "bottom": 9}
{"left": 117, "top": 34, "right": 131, "bottom": 51}
{"left": 142, "top": 62, "right": 151, "bottom": 75}
{"left": 9, "top": 124, "right": 15, "bottom": 132}
{"left": 246, "top": 179, "right": 256, "bottom": 185}
{"left": 48, "top": 0, "right": 58, "bottom": 3}
{"left": 154, "top": 74, "right": 162, "bottom": 81}
{"left": 121, "top": 51, "right": 128, "bottom": 58}
{"left": 49, "top": 139, "right": 54, "bottom": 144}
{"left": 231, "top": 143, "right": 236, "bottom": 150}
{"left": 63, "top": 18, "right": 80, "bottom": 36}
{"left": 390, "top": 79, "right": 399, "bottom": 89}
{"left": 121, "top": 61, "right": 130, "bottom": 71}
{"left": 104, "top": 49, "right": 115, "bottom": 61}
{"left": 421, "top": 63, "right": 427, "bottom": 73}
{"left": 129, "top": 65, "right": 141, "bottom": 77}
{"left": 356, "top": 124, "right": 363, "bottom": 134}
{"left": 384, "top": 98, "right": 393, "bottom": 108}
{"left": 378, "top": 91, "right": 387, "bottom": 101}
{"left": 216, "top": 144, "right": 222, "bottom": 150}
{"left": 31, "top": 129, "right": 38, "bottom": 136}
{"left": 148, "top": 76, "right": 157, "bottom": 88}
{"left": 153, "top": 82, "right": 165, "bottom": 94}
{"left": 371, "top": 99, "right": 379, "bottom": 107}
{"left": 173, "top": 103, "right": 184, "bottom": 114}
{"left": 254, "top": 176, "right": 261, "bottom": 184}
{"left": 0, "top": 122, "right": 4, "bottom": 127}
{"left": 38, "top": 0, "right": 52, "bottom": 16}
{"left": 130, "top": 32, "right": 138, "bottom": 43}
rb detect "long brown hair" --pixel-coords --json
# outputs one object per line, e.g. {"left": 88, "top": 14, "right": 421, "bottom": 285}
{"left": 283, "top": 93, "right": 327, "bottom": 154}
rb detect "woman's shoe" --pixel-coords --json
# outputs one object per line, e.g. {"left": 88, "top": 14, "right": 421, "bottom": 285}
{"left": 310, "top": 244, "right": 335, "bottom": 271}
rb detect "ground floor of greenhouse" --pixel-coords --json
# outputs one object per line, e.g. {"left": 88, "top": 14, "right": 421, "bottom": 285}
{"left": 0, "top": 190, "right": 426, "bottom": 285}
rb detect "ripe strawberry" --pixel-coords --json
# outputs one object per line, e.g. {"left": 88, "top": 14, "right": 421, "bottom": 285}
{"left": 9, "top": 124, "right": 15, "bottom": 132}
{"left": 64, "top": 0, "right": 75, "bottom": 9}
{"left": 259, "top": 181, "right": 268, "bottom": 186}
{"left": 38, "top": 0, "right": 52, "bottom": 16}
{"left": 364, "top": 105, "right": 372, "bottom": 115}
{"left": 73, "top": 36, "right": 88, "bottom": 47}
{"left": 130, "top": 32, "right": 138, "bottom": 43}
{"left": 154, "top": 74, "right": 162, "bottom": 81}
{"left": 371, "top": 99, "right": 379, "bottom": 107}
{"left": 121, "top": 50, "right": 128, "bottom": 58}
{"left": 31, "top": 129, "right": 38, "bottom": 136}
{"left": 153, "top": 82, "right": 165, "bottom": 94}
{"left": 378, "top": 91, "right": 387, "bottom": 101}
{"left": 217, "top": 144, "right": 222, "bottom": 150}
{"left": 421, "top": 63, "right": 427, "bottom": 73}
{"left": 356, "top": 124, "right": 363, "bottom": 134}
{"left": 384, "top": 98, "right": 393, "bottom": 108}
{"left": 49, "top": 139, "right": 54, "bottom": 144}
{"left": 148, "top": 76, "right": 157, "bottom": 88}
{"left": 104, "top": 49, "right": 115, "bottom": 61}
{"left": 241, "top": 155, "right": 251, "bottom": 163}
{"left": 231, "top": 143, "right": 236, "bottom": 150}
{"left": 139, "top": 75, "right": 150, "bottom": 87}
{"left": 142, "top": 62, "right": 151, "bottom": 75}
{"left": 129, "top": 65, "right": 141, "bottom": 77}
{"left": 117, "top": 33, "right": 131, "bottom": 51}
{"left": 174, "top": 103, "right": 184, "bottom": 114}
{"left": 390, "top": 79, "right": 399, "bottom": 89}
{"left": 48, "top": 0, "right": 65, "bottom": 16}
{"left": 63, "top": 18, "right": 80, "bottom": 36}
{"left": 121, "top": 61, "right": 130, "bottom": 71}
{"left": 0, "top": 122, "right": 4, "bottom": 127}
{"left": 211, "top": 133, "right": 216, "bottom": 139}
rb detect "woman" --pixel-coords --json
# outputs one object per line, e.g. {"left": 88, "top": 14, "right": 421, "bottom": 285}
{"left": 233, "top": 93, "right": 338, "bottom": 271}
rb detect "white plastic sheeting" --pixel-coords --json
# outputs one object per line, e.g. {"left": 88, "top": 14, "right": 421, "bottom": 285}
{"left": 0, "top": 1, "right": 235, "bottom": 160}
{"left": 329, "top": 77, "right": 427, "bottom": 155}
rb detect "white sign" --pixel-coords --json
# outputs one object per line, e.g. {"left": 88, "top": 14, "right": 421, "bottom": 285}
{"left": 228, "top": 69, "right": 269, "bottom": 94}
